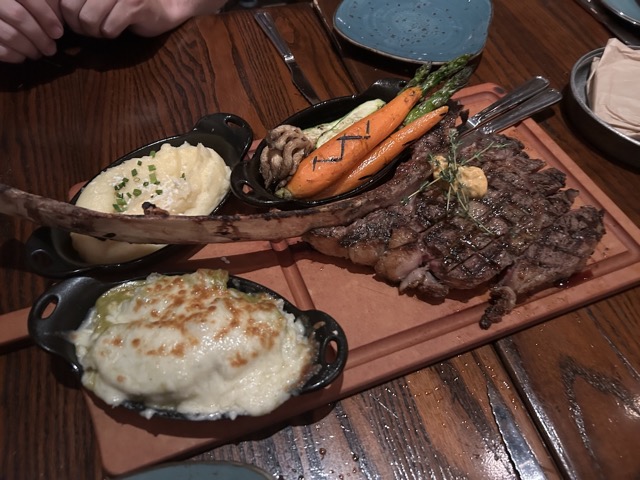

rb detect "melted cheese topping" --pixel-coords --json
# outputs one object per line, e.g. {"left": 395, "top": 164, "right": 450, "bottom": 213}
{"left": 71, "top": 269, "right": 317, "bottom": 420}
{"left": 71, "top": 142, "right": 231, "bottom": 265}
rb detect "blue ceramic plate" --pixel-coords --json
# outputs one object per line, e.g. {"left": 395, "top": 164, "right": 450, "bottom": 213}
{"left": 334, "top": 0, "right": 492, "bottom": 64}
{"left": 601, "top": 0, "right": 640, "bottom": 25}
{"left": 119, "top": 462, "right": 271, "bottom": 479}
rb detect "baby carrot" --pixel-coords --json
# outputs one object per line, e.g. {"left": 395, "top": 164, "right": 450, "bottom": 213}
{"left": 314, "top": 106, "right": 449, "bottom": 199}
{"left": 278, "top": 86, "right": 424, "bottom": 199}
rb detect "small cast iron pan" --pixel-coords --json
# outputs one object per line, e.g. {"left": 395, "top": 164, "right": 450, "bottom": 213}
{"left": 25, "top": 113, "right": 253, "bottom": 279}
{"left": 28, "top": 272, "right": 348, "bottom": 421}
{"left": 230, "top": 78, "right": 406, "bottom": 210}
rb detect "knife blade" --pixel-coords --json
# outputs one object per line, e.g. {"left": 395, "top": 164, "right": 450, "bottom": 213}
{"left": 487, "top": 383, "right": 547, "bottom": 480}
{"left": 255, "top": 11, "right": 321, "bottom": 105}
{"left": 574, "top": 0, "right": 640, "bottom": 46}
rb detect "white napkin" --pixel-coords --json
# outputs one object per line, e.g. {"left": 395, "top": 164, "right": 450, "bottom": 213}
{"left": 586, "top": 38, "right": 640, "bottom": 139}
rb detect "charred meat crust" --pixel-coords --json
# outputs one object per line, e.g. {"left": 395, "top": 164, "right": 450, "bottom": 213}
{"left": 303, "top": 106, "right": 606, "bottom": 328}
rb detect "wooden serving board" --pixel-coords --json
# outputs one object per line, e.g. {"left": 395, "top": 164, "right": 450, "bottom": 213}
{"left": 2, "top": 84, "right": 640, "bottom": 476}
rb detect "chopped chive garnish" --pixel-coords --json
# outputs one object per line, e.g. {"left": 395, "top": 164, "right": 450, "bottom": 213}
{"left": 149, "top": 151, "right": 156, "bottom": 158}
{"left": 116, "top": 197, "right": 127, "bottom": 205}
{"left": 149, "top": 173, "right": 157, "bottom": 184}
{"left": 113, "top": 204, "right": 124, "bottom": 212}
{"left": 148, "top": 164, "right": 156, "bottom": 171}
{"left": 126, "top": 192, "right": 132, "bottom": 198}
{"left": 131, "top": 168, "right": 138, "bottom": 177}
{"left": 181, "top": 172, "right": 186, "bottom": 179}
{"left": 133, "top": 189, "right": 142, "bottom": 196}
{"left": 155, "top": 189, "right": 163, "bottom": 195}
{"left": 137, "top": 160, "right": 142, "bottom": 166}
{"left": 143, "top": 181, "right": 149, "bottom": 187}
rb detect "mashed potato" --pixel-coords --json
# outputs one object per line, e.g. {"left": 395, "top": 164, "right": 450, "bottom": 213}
{"left": 71, "top": 142, "right": 231, "bottom": 264}
{"left": 71, "top": 269, "right": 317, "bottom": 420}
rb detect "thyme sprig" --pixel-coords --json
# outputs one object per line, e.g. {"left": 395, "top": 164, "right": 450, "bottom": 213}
{"left": 402, "top": 130, "right": 506, "bottom": 235}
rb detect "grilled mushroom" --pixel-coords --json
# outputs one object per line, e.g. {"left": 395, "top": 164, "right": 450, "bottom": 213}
{"left": 259, "top": 125, "right": 313, "bottom": 189}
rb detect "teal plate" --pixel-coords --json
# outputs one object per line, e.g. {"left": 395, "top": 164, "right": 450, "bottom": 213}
{"left": 119, "top": 462, "right": 271, "bottom": 479}
{"left": 601, "top": 0, "right": 640, "bottom": 25}
{"left": 334, "top": 0, "right": 493, "bottom": 64}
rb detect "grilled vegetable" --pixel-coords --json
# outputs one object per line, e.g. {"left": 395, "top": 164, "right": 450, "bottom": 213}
{"left": 314, "top": 106, "right": 449, "bottom": 198}
{"left": 415, "top": 54, "right": 470, "bottom": 96}
{"left": 403, "top": 65, "right": 473, "bottom": 125}
{"left": 313, "top": 99, "right": 386, "bottom": 148}
{"left": 273, "top": 55, "right": 473, "bottom": 200}
{"left": 276, "top": 86, "right": 424, "bottom": 199}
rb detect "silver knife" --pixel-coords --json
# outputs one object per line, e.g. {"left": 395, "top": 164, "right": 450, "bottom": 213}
{"left": 255, "top": 11, "right": 321, "bottom": 105}
{"left": 487, "top": 382, "right": 547, "bottom": 480}
{"left": 574, "top": 0, "right": 640, "bottom": 46}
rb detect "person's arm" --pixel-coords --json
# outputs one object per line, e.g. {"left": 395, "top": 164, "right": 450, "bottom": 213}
{"left": 60, "top": 0, "right": 227, "bottom": 39}
{"left": 0, "top": 0, "right": 63, "bottom": 63}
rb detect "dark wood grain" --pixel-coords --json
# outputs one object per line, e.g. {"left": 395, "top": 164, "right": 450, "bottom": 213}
{"left": 195, "top": 346, "right": 561, "bottom": 479}
{"left": 1, "top": 0, "right": 639, "bottom": 478}
{"left": 497, "top": 290, "right": 640, "bottom": 478}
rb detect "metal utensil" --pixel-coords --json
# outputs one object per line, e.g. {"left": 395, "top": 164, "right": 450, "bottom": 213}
{"left": 460, "top": 87, "right": 563, "bottom": 140}
{"left": 487, "top": 382, "right": 547, "bottom": 480}
{"left": 254, "top": 11, "right": 321, "bottom": 104}
{"left": 457, "top": 76, "right": 550, "bottom": 135}
{"left": 574, "top": 0, "right": 640, "bottom": 46}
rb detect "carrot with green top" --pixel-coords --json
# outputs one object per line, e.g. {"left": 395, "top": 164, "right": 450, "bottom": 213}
{"left": 314, "top": 106, "right": 449, "bottom": 199}
{"left": 277, "top": 86, "right": 424, "bottom": 199}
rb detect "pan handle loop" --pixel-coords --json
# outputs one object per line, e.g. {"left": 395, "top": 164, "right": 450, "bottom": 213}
{"left": 193, "top": 113, "right": 254, "bottom": 160}
{"left": 299, "top": 310, "right": 348, "bottom": 393}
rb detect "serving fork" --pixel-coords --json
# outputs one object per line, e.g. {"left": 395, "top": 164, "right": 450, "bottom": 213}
{"left": 458, "top": 77, "right": 562, "bottom": 139}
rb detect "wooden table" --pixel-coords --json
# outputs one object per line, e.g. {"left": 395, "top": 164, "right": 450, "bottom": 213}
{"left": 1, "top": 0, "right": 639, "bottom": 478}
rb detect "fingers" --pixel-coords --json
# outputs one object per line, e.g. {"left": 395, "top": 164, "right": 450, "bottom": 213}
{"left": 61, "top": 0, "right": 123, "bottom": 38}
{"left": 0, "top": 42, "right": 27, "bottom": 63}
{"left": 99, "top": 1, "right": 141, "bottom": 38}
{"left": 20, "top": 0, "right": 64, "bottom": 40}
{"left": 0, "top": 21, "right": 34, "bottom": 62}
{"left": 0, "top": 1, "right": 61, "bottom": 62}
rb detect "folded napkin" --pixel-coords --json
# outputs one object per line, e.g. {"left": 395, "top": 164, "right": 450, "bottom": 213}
{"left": 586, "top": 38, "right": 640, "bottom": 140}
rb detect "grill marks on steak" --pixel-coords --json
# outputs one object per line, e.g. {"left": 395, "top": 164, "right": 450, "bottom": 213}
{"left": 303, "top": 112, "right": 605, "bottom": 328}
{"left": 480, "top": 205, "right": 605, "bottom": 328}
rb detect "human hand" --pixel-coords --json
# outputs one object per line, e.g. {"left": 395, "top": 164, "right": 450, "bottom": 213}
{"left": 59, "top": 0, "right": 226, "bottom": 39}
{"left": 0, "top": 0, "right": 64, "bottom": 63}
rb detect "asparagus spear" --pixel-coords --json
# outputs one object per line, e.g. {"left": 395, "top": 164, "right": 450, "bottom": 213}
{"left": 401, "top": 62, "right": 433, "bottom": 91}
{"left": 418, "top": 53, "right": 472, "bottom": 95}
{"left": 403, "top": 66, "right": 473, "bottom": 125}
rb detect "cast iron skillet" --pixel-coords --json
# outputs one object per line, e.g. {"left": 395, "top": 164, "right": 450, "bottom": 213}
{"left": 25, "top": 113, "right": 253, "bottom": 279}
{"left": 28, "top": 271, "right": 348, "bottom": 421}
{"left": 230, "top": 78, "right": 406, "bottom": 210}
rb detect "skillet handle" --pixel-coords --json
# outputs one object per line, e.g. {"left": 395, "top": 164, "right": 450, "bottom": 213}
{"left": 24, "top": 227, "right": 88, "bottom": 278}
{"left": 229, "top": 159, "right": 290, "bottom": 208}
{"left": 193, "top": 113, "right": 254, "bottom": 159}
{"left": 28, "top": 276, "right": 113, "bottom": 375}
{"left": 300, "top": 310, "right": 349, "bottom": 393}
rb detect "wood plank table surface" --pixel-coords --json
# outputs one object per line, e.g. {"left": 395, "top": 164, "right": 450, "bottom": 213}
{"left": 1, "top": 0, "right": 639, "bottom": 478}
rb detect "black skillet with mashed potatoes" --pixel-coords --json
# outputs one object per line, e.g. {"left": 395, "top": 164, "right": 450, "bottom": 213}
{"left": 24, "top": 113, "right": 253, "bottom": 278}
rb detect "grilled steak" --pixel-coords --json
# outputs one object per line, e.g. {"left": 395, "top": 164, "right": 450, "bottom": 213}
{"left": 303, "top": 108, "right": 605, "bottom": 328}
